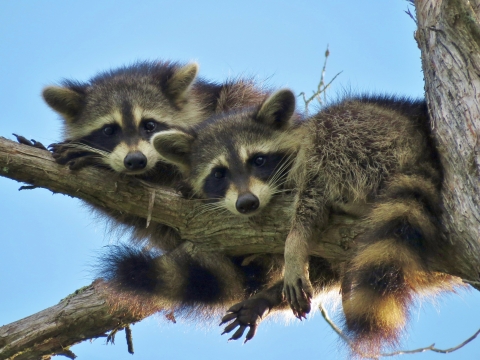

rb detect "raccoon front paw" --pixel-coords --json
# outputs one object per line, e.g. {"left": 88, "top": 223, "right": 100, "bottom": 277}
{"left": 49, "top": 141, "right": 96, "bottom": 169}
{"left": 283, "top": 273, "right": 313, "bottom": 319}
{"left": 13, "top": 134, "right": 48, "bottom": 151}
{"left": 219, "top": 298, "right": 271, "bottom": 343}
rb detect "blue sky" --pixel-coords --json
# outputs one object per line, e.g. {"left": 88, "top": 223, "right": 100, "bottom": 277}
{"left": 1, "top": 1, "right": 479, "bottom": 359}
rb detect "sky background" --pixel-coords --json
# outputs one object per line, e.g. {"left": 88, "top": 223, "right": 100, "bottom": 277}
{"left": 1, "top": 1, "right": 479, "bottom": 359}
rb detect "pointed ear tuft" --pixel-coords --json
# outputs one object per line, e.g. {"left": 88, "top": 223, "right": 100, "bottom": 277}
{"left": 165, "top": 63, "right": 199, "bottom": 106}
{"left": 152, "top": 129, "right": 195, "bottom": 173}
{"left": 256, "top": 89, "right": 296, "bottom": 129}
{"left": 42, "top": 86, "right": 84, "bottom": 123}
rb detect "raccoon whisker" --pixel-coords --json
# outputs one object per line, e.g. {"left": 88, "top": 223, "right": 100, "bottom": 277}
{"left": 268, "top": 159, "right": 294, "bottom": 190}
{"left": 268, "top": 154, "right": 295, "bottom": 187}
{"left": 62, "top": 142, "right": 111, "bottom": 157}
{"left": 270, "top": 188, "right": 291, "bottom": 195}
{"left": 192, "top": 202, "right": 224, "bottom": 215}
{"left": 194, "top": 202, "right": 228, "bottom": 217}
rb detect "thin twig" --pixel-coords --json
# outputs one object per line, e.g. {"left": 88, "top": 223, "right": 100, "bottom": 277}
{"left": 382, "top": 328, "right": 480, "bottom": 356}
{"left": 319, "top": 303, "right": 480, "bottom": 358}
{"left": 298, "top": 45, "right": 342, "bottom": 115}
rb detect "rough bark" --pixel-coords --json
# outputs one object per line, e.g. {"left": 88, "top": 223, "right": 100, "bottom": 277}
{"left": 0, "top": 281, "right": 161, "bottom": 360}
{"left": 415, "top": 0, "right": 480, "bottom": 284}
{"left": 0, "top": 136, "right": 354, "bottom": 259}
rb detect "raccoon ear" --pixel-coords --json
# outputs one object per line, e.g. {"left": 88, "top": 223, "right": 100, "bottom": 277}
{"left": 42, "top": 86, "right": 84, "bottom": 124}
{"left": 152, "top": 129, "right": 195, "bottom": 172}
{"left": 256, "top": 89, "right": 296, "bottom": 129}
{"left": 164, "top": 63, "right": 199, "bottom": 106}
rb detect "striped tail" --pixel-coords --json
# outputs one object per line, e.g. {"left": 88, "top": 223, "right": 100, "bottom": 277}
{"left": 341, "top": 173, "right": 461, "bottom": 355}
{"left": 97, "top": 244, "right": 284, "bottom": 319}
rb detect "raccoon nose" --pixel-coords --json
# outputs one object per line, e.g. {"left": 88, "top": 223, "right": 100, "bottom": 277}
{"left": 124, "top": 152, "right": 147, "bottom": 170}
{"left": 236, "top": 193, "right": 260, "bottom": 214}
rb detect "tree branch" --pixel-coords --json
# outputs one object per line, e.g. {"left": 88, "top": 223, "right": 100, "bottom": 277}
{"left": 0, "top": 281, "right": 161, "bottom": 360}
{"left": 0, "top": 136, "right": 356, "bottom": 261}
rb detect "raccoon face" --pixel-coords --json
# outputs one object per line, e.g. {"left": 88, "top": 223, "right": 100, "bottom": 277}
{"left": 153, "top": 89, "right": 300, "bottom": 216}
{"left": 202, "top": 152, "right": 291, "bottom": 215}
{"left": 43, "top": 61, "right": 199, "bottom": 175}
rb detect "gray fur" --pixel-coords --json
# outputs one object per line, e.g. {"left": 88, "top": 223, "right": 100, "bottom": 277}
{"left": 154, "top": 89, "right": 461, "bottom": 351}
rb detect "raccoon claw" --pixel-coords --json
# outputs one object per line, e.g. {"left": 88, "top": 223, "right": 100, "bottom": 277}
{"left": 283, "top": 278, "right": 313, "bottom": 319}
{"left": 13, "top": 134, "right": 48, "bottom": 150}
{"left": 49, "top": 141, "right": 95, "bottom": 167}
{"left": 67, "top": 155, "right": 98, "bottom": 170}
{"left": 220, "top": 298, "right": 271, "bottom": 343}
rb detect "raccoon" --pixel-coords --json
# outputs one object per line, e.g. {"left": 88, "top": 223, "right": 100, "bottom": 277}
{"left": 150, "top": 90, "right": 338, "bottom": 339}
{"left": 43, "top": 60, "right": 266, "bottom": 181}
{"left": 99, "top": 90, "right": 337, "bottom": 342}
{"left": 153, "top": 90, "right": 462, "bottom": 352}
{"left": 42, "top": 60, "right": 268, "bottom": 251}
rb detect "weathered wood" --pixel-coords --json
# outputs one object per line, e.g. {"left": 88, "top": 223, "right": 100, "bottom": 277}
{"left": 415, "top": 0, "right": 480, "bottom": 283}
{"left": 0, "top": 136, "right": 355, "bottom": 260}
{"left": 0, "top": 281, "right": 160, "bottom": 360}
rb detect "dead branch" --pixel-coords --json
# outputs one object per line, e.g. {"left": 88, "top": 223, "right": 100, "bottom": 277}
{"left": 318, "top": 303, "right": 480, "bottom": 359}
{"left": 0, "top": 281, "right": 160, "bottom": 360}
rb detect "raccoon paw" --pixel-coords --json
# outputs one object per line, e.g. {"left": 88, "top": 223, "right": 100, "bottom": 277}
{"left": 283, "top": 273, "right": 313, "bottom": 319}
{"left": 219, "top": 298, "right": 271, "bottom": 343}
{"left": 13, "top": 134, "right": 48, "bottom": 151}
{"left": 66, "top": 155, "right": 99, "bottom": 170}
{"left": 49, "top": 141, "right": 95, "bottom": 168}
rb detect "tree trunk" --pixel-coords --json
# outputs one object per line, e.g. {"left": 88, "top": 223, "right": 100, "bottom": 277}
{"left": 415, "top": 0, "right": 480, "bottom": 284}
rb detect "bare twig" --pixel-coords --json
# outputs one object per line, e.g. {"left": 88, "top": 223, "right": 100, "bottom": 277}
{"left": 298, "top": 45, "right": 342, "bottom": 115}
{"left": 319, "top": 303, "right": 480, "bottom": 359}
{"left": 382, "top": 329, "right": 480, "bottom": 357}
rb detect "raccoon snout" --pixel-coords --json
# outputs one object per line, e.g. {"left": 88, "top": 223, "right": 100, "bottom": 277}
{"left": 124, "top": 151, "right": 147, "bottom": 171}
{"left": 236, "top": 193, "right": 260, "bottom": 214}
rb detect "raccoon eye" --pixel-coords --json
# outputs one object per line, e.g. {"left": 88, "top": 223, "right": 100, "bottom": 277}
{"left": 103, "top": 126, "right": 115, "bottom": 136}
{"left": 213, "top": 168, "right": 226, "bottom": 179}
{"left": 253, "top": 156, "right": 266, "bottom": 167}
{"left": 144, "top": 120, "right": 157, "bottom": 132}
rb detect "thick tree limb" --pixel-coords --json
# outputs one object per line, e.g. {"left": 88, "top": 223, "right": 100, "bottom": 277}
{"left": 0, "top": 281, "right": 161, "bottom": 360}
{"left": 415, "top": 0, "right": 480, "bottom": 283}
{"left": 0, "top": 136, "right": 355, "bottom": 260}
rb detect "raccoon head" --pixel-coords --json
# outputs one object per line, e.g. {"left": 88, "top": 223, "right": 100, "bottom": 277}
{"left": 42, "top": 61, "right": 200, "bottom": 175}
{"left": 152, "top": 89, "right": 299, "bottom": 216}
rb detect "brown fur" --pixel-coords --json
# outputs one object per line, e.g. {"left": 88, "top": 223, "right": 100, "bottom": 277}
{"left": 280, "top": 95, "right": 463, "bottom": 354}
{"left": 152, "top": 90, "right": 463, "bottom": 350}
{"left": 43, "top": 61, "right": 268, "bottom": 252}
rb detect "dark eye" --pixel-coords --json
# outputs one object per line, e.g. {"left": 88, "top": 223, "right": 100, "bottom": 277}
{"left": 144, "top": 120, "right": 157, "bottom": 132}
{"left": 253, "top": 156, "right": 266, "bottom": 167}
{"left": 103, "top": 126, "right": 115, "bottom": 136}
{"left": 213, "top": 168, "right": 226, "bottom": 179}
